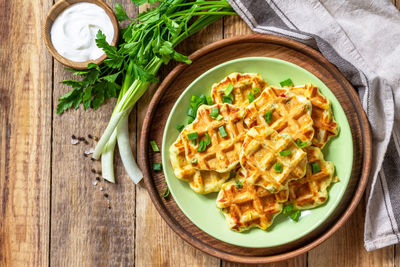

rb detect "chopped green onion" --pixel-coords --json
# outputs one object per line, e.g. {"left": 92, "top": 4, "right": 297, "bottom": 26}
{"left": 197, "top": 140, "right": 207, "bottom": 152}
{"left": 191, "top": 95, "right": 197, "bottom": 102}
{"left": 206, "top": 96, "right": 213, "bottom": 105}
{"left": 219, "top": 126, "right": 227, "bottom": 138}
{"left": 222, "top": 95, "right": 233, "bottom": 104}
{"left": 150, "top": 140, "right": 159, "bottom": 152}
{"left": 177, "top": 124, "right": 185, "bottom": 132}
{"left": 187, "top": 117, "right": 194, "bottom": 124}
{"left": 252, "top": 87, "right": 260, "bottom": 94}
{"left": 204, "top": 133, "right": 211, "bottom": 145}
{"left": 162, "top": 186, "right": 170, "bottom": 199}
{"left": 280, "top": 150, "right": 291, "bottom": 156}
{"left": 289, "top": 210, "right": 301, "bottom": 222}
{"left": 191, "top": 158, "right": 198, "bottom": 164}
{"left": 296, "top": 139, "right": 308, "bottom": 148}
{"left": 248, "top": 92, "right": 255, "bottom": 103}
{"left": 283, "top": 204, "right": 301, "bottom": 222}
{"left": 209, "top": 108, "right": 219, "bottom": 119}
{"left": 199, "top": 94, "right": 207, "bottom": 104}
{"left": 283, "top": 204, "right": 294, "bottom": 215}
{"left": 187, "top": 132, "right": 198, "bottom": 140}
{"left": 153, "top": 163, "right": 162, "bottom": 171}
{"left": 274, "top": 162, "right": 283, "bottom": 173}
{"left": 264, "top": 110, "right": 273, "bottom": 123}
{"left": 225, "top": 83, "right": 234, "bottom": 96}
{"left": 235, "top": 180, "right": 243, "bottom": 189}
{"left": 191, "top": 139, "right": 197, "bottom": 145}
{"left": 187, "top": 107, "right": 196, "bottom": 118}
{"left": 280, "top": 78, "right": 294, "bottom": 87}
{"left": 216, "top": 114, "right": 223, "bottom": 120}
{"left": 312, "top": 162, "right": 321, "bottom": 173}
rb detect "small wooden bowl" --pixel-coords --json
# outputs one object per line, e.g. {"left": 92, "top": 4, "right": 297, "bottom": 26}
{"left": 43, "top": 0, "right": 119, "bottom": 70}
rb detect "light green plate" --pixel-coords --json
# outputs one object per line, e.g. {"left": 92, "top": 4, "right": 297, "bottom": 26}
{"left": 161, "top": 57, "right": 353, "bottom": 248}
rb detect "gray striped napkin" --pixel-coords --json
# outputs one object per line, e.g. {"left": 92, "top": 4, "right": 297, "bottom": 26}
{"left": 227, "top": 0, "right": 400, "bottom": 251}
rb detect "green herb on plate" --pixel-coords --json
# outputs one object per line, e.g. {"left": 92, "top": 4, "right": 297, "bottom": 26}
{"left": 296, "top": 139, "right": 308, "bottom": 148}
{"left": 222, "top": 95, "right": 233, "bottom": 104}
{"left": 224, "top": 83, "right": 234, "bottom": 96}
{"left": 187, "top": 132, "right": 198, "bottom": 140}
{"left": 162, "top": 186, "right": 170, "bottom": 199}
{"left": 150, "top": 140, "right": 159, "bottom": 152}
{"left": 264, "top": 109, "right": 273, "bottom": 123}
{"left": 177, "top": 124, "right": 185, "bottom": 132}
{"left": 209, "top": 107, "right": 219, "bottom": 119}
{"left": 153, "top": 162, "right": 162, "bottom": 171}
{"left": 235, "top": 180, "right": 243, "bottom": 189}
{"left": 280, "top": 149, "right": 291, "bottom": 156}
{"left": 312, "top": 162, "right": 321, "bottom": 173}
{"left": 283, "top": 204, "right": 301, "bottom": 222}
{"left": 274, "top": 162, "right": 283, "bottom": 173}
{"left": 280, "top": 78, "right": 294, "bottom": 87}
{"left": 219, "top": 125, "right": 228, "bottom": 138}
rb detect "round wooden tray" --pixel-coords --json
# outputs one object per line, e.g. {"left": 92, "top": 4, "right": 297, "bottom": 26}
{"left": 139, "top": 34, "right": 371, "bottom": 264}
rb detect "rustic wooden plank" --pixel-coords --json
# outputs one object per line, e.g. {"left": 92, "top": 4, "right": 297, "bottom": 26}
{"left": 223, "top": 15, "right": 252, "bottom": 37}
{"left": 222, "top": 256, "right": 306, "bottom": 267}
{"left": 50, "top": 1, "right": 138, "bottom": 266}
{"left": 134, "top": 6, "right": 224, "bottom": 266}
{"left": 0, "top": 0, "right": 52, "bottom": 266}
{"left": 308, "top": 199, "right": 394, "bottom": 267}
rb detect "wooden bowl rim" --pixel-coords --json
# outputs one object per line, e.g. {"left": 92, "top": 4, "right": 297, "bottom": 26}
{"left": 43, "top": 0, "right": 119, "bottom": 70}
{"left": 139, "top": 34, "right": 372, "bottom": 264}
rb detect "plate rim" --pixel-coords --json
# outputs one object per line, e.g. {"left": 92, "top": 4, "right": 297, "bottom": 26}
{"left": 140, "top": 34, "right": 371, "bottom": 264}
{"left": 161, "top": 56, "right": 354, "bottom": 248}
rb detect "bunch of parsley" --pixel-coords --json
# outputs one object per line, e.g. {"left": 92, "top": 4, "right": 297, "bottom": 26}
{"left": 57, "top": 0, "right": 234, "bottom": 114}
{"left": 58, "top": 0, "right": 235, "bottom": 183}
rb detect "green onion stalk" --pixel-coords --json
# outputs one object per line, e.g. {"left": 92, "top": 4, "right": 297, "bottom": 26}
{"left": 92, "top": 0, "right": 235, "bottom": 183}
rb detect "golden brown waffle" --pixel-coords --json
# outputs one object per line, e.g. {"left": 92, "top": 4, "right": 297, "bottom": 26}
{"left": 211, "top": 73, "right": 268, "bottom": 108}
{"left": 169, "top": 135, "right": 230, "bottom": 194}
{"left": 181, "top": 103, "right": 247, "bottom": 173}
{"left": 240, "top": 125, "right": 307, "bottom": 192}
{"left": 291, "top": 84, "right": 339, "bottom": 148}
{"left": 244, "top": 86, "right": 314, "bottom": 144}
{"left": 216, "top": 175, "right": 288, "bottom": 232}
{"left": 288, "top": 146, "right": 335, "bottom": 209}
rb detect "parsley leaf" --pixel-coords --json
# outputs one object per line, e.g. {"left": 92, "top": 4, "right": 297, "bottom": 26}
{"left": 115, "top": 3, "right": 130, "bottom": 21}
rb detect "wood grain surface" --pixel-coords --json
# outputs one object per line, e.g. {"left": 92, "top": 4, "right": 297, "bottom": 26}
{"left": 0, "top": 0, "right": 399, "bottom": 266}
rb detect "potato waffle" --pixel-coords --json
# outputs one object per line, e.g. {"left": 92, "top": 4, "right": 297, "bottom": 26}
{"left": 216, "top": 176, "right": 288, "bottom": 232}
{"left": 181, "top": 103, "right": 247, "bottom": 173}
{"left": 169, "top": 135, "right": 230, "bottom": 194}
{"left": 211, "top": 73, "right": 268, "bottom": 108}
{"left": 288, "top": 146, "right": 335, "bottom": 209}
{"left": 291, "top": 84, "right": 339, "bottom": 148}
{"left": 240, "top": 125, "right": 307, "bottom": 192}
{"left": 244, "top": 86, "right": 314, "bottom": 144}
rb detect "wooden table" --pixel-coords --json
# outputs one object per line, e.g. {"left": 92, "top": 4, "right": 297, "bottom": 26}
{"left": 1, "top": 1, "right": 399, "bottom": 266}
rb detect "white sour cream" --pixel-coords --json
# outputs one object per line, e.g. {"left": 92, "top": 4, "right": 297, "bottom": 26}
{"left": 50, "top": 2, "right": 114, "bottom": 62}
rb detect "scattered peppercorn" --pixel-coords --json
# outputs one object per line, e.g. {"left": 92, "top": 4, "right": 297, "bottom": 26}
{"left": 104, "top": 193, "right": 109, "bottom": 198}
{"left": 78, "top": 137, "right": 85, "bottom": 141}
{"left": 71, "top": 134, "right": 76, "bottom": 139}
{"left": 88, "top": 134, "right": 93, "bottom": 139}
{"left": 84, "top": 140, "right": 89, "bottom": 145}
{"left": 96, "top": 177, "right": 100, "bottom": 181}
{"left": 91, "top": 169, "right": 96, "bottom": 173}
{"left": 94, "top": 136, "right": 99, "bottom": 141}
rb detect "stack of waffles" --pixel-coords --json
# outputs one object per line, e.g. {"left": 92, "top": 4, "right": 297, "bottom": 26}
{"left": 169, "top": 72, "right": 339, "bottom": 232}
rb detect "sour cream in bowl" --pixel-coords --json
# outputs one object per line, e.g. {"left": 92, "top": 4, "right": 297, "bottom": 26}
{"left": 44, "top": 0, "right": 119, "bottom": 69}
